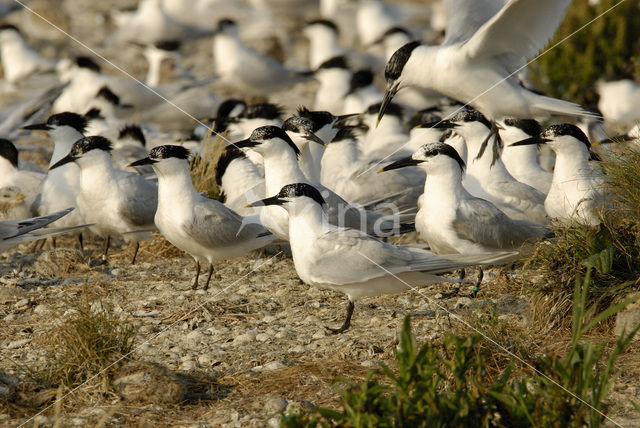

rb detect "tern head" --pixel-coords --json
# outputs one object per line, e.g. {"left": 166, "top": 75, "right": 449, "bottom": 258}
{"left": 0, "top": 24, "right": 22, "bottom": 43}
{"left": 408, "top": 109, "right": 442, "bottom": 131}
{"left": 128, "top": 144, "right": 191, "bottom": 175}
{"left": 511, "top": 124, "right": 594, "bottom": 157}
{"left": 0, "top": 186, "right": 27, "bottom": 216}
{"left": 49, "top": 136, "right": 113, "bottom": 170}
{"left": 22, "top": 112, "right": 88, "bottom": 141}
{"left": 371, "top": 26, "right": 412, "bottom": 47}
{"left": 448, "top": 109, "right": 491, "bottom": 138}
{"left": 380, "top": 142, "right": 465, "bottom": 175}
{"left": 378, "top": 40, "right": 421, "bottom": 126}
{"left": 297, "top": 106, "right": 357, "bottom": 143}
{"left": 502, "top": 118, "right": 542, "bottom": 138}
{"left": 314, "top": 55, "right": 349, "bottom": 74}
{"left": 0, "top": 139, "right": 18, "bottom": 169}
{"left": 75, "top": 56, "right": 101, "bottom": 73}
{"left": 249, "top": 183, "right": 326, "bottom": 213}
{"left": 233, "top": 125, "right": 302, "bottom": 157}
{"left": 304, "top": 19, "right": 339, "bottom": 39}
{"left": 214, "top": 18, "right": 239, "bottom": 37}
{"left": 282, "top": 116, "right": 326, "bottom": 147}
{"left": 348, "top": 69, "right": 374, "bottom": 94}
{"left": 118, "top": 125, "right": 146, "bottom": 147}
{"left": 217, "top": 99, "right": 247, "bottom": 119}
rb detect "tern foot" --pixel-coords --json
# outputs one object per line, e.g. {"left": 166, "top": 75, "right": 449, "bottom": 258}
{"left": 472, "top": 267, "right": 484, "bottom": 298}
{"left": 191, "top": 261, "right": 201, "bottom": 290}
{"left": 326, "top": 300, "right": 354, "bottom": 334}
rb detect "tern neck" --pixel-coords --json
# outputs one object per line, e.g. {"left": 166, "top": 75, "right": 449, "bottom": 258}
{"left": 423, "top": 162, "right": 466, "bottom": 198}
{"left": 308, "top": 32, "right": 342, "bottom": 69}
{"left": 49, "top": 129, "right": 84, "bottom": 166}
{"left": 288, "top": 200, "right": 329, "bottom": 238}
{"left": 155, "top": 161, "right": 200, "bottom": 207}
{"left": 263, "top": 149, "right": 308, "bottom": 194}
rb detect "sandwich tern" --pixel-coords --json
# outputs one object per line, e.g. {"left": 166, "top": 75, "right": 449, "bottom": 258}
{"left": 49, "top": 136, "right": 158, "bottom": 263}
{"left": 377, "top": 0, "right": 596, "bottom": 124}
{"left": 250, "top": 182, "right": 516, "bottom": 332}
{"left": 129, "top": 145, "right": 274, "bottom": 289}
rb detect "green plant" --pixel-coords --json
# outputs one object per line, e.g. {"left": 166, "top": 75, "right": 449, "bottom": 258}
{"left": 284, "top": 273, "right": 639, "bottom": 427}
{"left": 529, "top": 0, "right": 640, "bottom": 107}
{"left": 189, "top": 132, "right": 226, "bottom": 200}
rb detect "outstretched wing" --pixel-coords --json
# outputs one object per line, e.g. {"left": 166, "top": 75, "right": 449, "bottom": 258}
{"left": 442, "top": 0, "right": 507, "bottom": 45}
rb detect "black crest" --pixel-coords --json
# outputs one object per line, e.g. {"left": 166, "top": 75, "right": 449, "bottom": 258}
{"left": 84, "top": 108, "right": 104, "bottom": 120}
{"left": 75, "top": 56, "right": 101, "bottom": 72}
{"left": 316, "top": 55, "right": 349, "bottom": 71}
{"left": 96, "top": 86, "right": 120, "bottom": 106}
{"left": 215, "top": 146, "right": 246, "bottom": 186}
{"left": 217, "top": 18, "right": 237, "bottom": 30}
{"left": 249, "top": 126, "right": 300, "bottom": 156}
{"left": 278, "top": 183, "right": 326, "bottom": 206}
{"left": 149, "top": 144, "right": 190, "bottom": 160}
{"left": 439, "top": 129, "right": 454, "bottom": 143}
{"left": 0, "top": 138, "right": 18, "bottom": 168}
{"left": 154, "top": 40, "right": 181, "bottom": 51}
{"left": 503, "top": 118, "right": 541, "bottom": 137}
{"left": 367, "top": 101, "right": 403, "bottom": 118}
{"left": 349, "top": 69, "right": 374, "bottom": 93}
{"left": 382, "top": 26, "right": 412, "bottom": 39}
{"left": 421, "top": 142, "right": 466, "bottom": 171}
{"left": 71, "top": 136, "right": 113, "bottom": 156}
{"left": 217, "top": 98, "right": 246, "bottom": 118}
{"left": 543, "top": 124, "right": 591, "bottom": 149}
{"left": 243, "top": 103, "right": 284, "bottom": 120}
{"left": 282, "top": 116, "right": 313, "bottom": 134}
{"left": 297, "top": 107, "right": 333, "bottom": 132}
{"left": 384, "top": 40, "right": 421, "bottom": 82}
{"left": 408, "top": 109, "right": 442, "bottom": 130}
{"left": 449, "top": 108, "right": 492, "bottom": 129}
{"left": 332, "top": 126, "right": 358, "bottom": 143}
{"left": 118, "top": 125, "right": 146, "bottom": 146}
{"left": 306, "top": 19, "right": 338, "bottom": 33}
{"left": 47, "top": 112, "right": 88, "bottom": 134}
{"left": 0, "top": 24, "right": 21, "bottom": 34}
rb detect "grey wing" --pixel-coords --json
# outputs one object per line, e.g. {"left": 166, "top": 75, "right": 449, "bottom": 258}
{"left": 184, "top": 199, "right": 269, "bottom": 248}
{"left": 453, "top": 198, "right": 548, "bottom": 249}
{"left": 498, "top": 180, "right": 546, "bottom": 205}
{"left": 118, "top": 175, "right": 157, "bottom": 228}
{"left": 443, "top": 0, "right": 507, "bottom": 45}
{"left": 309, "top": 227, "right": 415, "bottom": 285}
{"left": 0, "top": 207, "right": 73, "bottom": 240}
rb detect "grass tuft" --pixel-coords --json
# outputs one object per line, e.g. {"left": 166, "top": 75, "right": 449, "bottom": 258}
{"left": 39, "top": 296, "right": 136, "bottom": 387}
{"left": 189, "top": 132, "right": 228, "bottom": 199}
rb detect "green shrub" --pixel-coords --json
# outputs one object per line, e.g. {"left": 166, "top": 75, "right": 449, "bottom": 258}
{"left": 283, "top": 274, "right": 639, "bottom": 427}
{"left": 529, "top": 0, "right": 640, "bottom": 107}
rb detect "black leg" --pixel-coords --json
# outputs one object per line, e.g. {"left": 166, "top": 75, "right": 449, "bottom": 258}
{"left": 203, "top": 264, "right": 214, "bottom": 290}
{"left": 326, "top": 300, "right": 355, "bottom": 334}
{"left": 102, "top": 236, "right": 110, "bottom": 260}
{"left": 130, "top": 242, "right": 140, "bottom": 265}
{"left": 473, "top": 267, "right": 484, "bottom": 298}
{"left": 77, "top": 233, "right": 84, "bottom": 252}
{"left": 51, "top": 237, "right": 56, "bottom": 249}
{"left": 192, "top": 261, "right": 201, "bottom": 290}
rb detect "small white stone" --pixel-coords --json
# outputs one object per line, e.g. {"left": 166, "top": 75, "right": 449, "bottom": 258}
{"left": 255, "top": 333, "right": 270, "bottom": 342}
{"left": 264, "top": 397, "right": 288, "bottom": 413}
{"left": 312, "top": 330, "right": 326, "bottom": 339}
{"left": 234, "top": 332, "right": 256, "bottom": 345}
{"left": 7, "top": 338, "right": 31, "bottom": 349}
{"left": 263, "top": 361, "right": 286, "bottom": 371}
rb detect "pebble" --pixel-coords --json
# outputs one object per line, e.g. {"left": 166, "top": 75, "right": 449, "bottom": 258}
{"left": 455, "top": 297, "right": 473, "bottom": 309}
{"left": 33, "top": 304, "right": 49, "bottom": 315}
{"left": 264, "top": 397, "right": 288, "bottom": 413}
{"left": 14, "top": 298, "right": 30, "bottom": 310}
{"left": 6, "top": 339, "right": 31, "bottom": 349}
{"left": 234, "top": 332, "right": 256, "bottom": 345}
{"left": 312, "top": 330, "right": 326, "bottom": 339}
{"left": 255, "top": 333, "right": 270, "bottom": 342}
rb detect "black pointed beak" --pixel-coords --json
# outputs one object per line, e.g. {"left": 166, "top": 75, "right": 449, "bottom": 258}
{"left": 510, "top": 136, "right": 550, "bottom": 147}
{"left": 49, "top": 154, "right": 76, "bottom": 171}
{"left": 334, "top": 113, "right": 359, "bottom": 127}
{"left": 377, "top": 81, "right": 400, "bottom": 127}
{"left": 247, "top": 195, "right": 286, "bottom": 208}
{"left": 304, "top": 132, "right": 326, "bottom": 146}
{"left": 231, "top": 138, "right": 259, "bottom": 149}
{"left": 127, "top": 157, "right": 156, "bottom": 168}
{"left": 378, "top": 157, "right": 422, "bottom": 173}
{"left": 20, "top": 123, "right": 52, "bottom": 131}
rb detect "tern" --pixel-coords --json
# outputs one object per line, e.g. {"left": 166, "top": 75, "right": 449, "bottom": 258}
{"left": 381, "top": 142, "right": 550, "bottom": 254}
{"left": 0, "top": 138, "right": 43, "bottom": 214}
{"left": 0, "top": 208, "right": 89, "bottom": 252}
{"left": 21, "top": 112, "right": 86, "bottom": 230}
{"left": 214, "top": 145, "right": 265, "bottom": 216}
{"left": 50, "top": 136, "right": 158, "bottom": 263}
{"left": 511, "top": 124, "right": 606, "bottom": 226}
{"left": 499, "top": 118, "right": 552, "bottom": 194}
{"left": 129, "top": 145, "right": 274, "bottom": 289}
{"left": 377, "top": 0, "right": 597, "bottom": 125}
{"left": 0, "top": 24, "right": 54, "bottom": 84}
{"left": 212, "top": 19, "right": 312, "bottom": 95}
{"left": 250, "top": 182, "right": 516, "bottom": 333}
{"left": 304, "top": 19, "right": 345, "bottom": 70}
{"left": 0, "top": 186, "right": 29, "bottom": 221}
{"left": 313, "top": 56, "right": 352, "bottom": 114}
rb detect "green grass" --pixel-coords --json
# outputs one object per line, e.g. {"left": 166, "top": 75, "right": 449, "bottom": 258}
{"left": 283, "top": 272, "right": 640, "bottom": 427}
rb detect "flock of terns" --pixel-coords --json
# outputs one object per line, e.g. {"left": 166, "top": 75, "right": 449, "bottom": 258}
{"left": 0, "top": 0, "right": 635, "bottom": 331}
